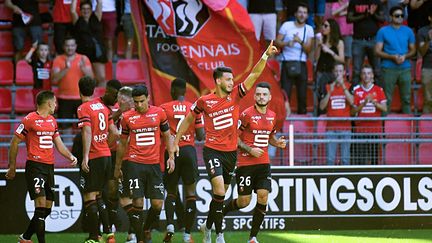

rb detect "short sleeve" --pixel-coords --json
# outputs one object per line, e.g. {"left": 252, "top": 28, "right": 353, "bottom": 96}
{"left": 353, "top": 91, "right": 360, "bottom": 106}
{"left": 234, "top": 82, "right": 247, "bottom": 101}
{"left": 15, "top": 116, "right": 30, "bottom": 140}
{"left": 191, "top": 97, "right": 204, "bottom": 115}
{"left": 53, "top": 120, "right": 60, "bottom": 139}
{"left": 378, "top": 88, "right": 387, "bottom": 103}
{"left": 306, "top": 25, "right": 314, "bottom": 40}
{"left": 408, "top": 28, "right": 415, "bottom": 44}
{"left": 278, "top": 22, "right": 287, "bottom": 35}
{"left": 376, "top": 28, "right": 384, "bottom": 43}
{"left": 52, "top": 56, "right": 64, "bottom": 71}
{"left": 195, "top": 113, "right": 204, "bottom": 128}
{"left": 81, "top": 55, "right": 92, "bottom": 68}
{"left": 239, "top": 111, "right": 249, "bottom": 131}
{"left": 120, "top": 116, "right": 129, "bottom": 139}
{"left": 77, "top": 105, "right": 91, "bottom": 128}
{"left": 417, "top": 28, "right": 427, "bottom": 43}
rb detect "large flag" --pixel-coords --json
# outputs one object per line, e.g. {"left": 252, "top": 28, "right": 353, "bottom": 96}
{"left": 131, "top": 0, "right": 286, "bottom": 129}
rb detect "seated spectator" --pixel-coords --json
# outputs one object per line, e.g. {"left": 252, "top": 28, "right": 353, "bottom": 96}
{"left": 53, "top": 0, "right": 80, "bottom": 55}
{"left": 276, "top": 3, "right": 314, "bottom": 114}
{"left": 119, "top": 0, "right": 135, "bottom": 59}
{"left": 248, "top": 0, "right": 277, "bottom": 44}
{"left": 351, "top": 65, "right": 387, "bottom": 165}
{"left": 5, "top": 0, "right": 42, "bottom": 61}
{"left": 71, "top": 0, "right": 107, "bottom": 86}
{"left": 319, "top": 63, "right": 353, "bottom": 165}
{"left": 315, "top": 18, "right": 345, "bottom": 114}
{"left": 330, "top": 0, "right": 353, "bottom": 79}
{"left": 375, "top": 6, "right": 416, "bottom": 114}
{"left": 417, "top": 7, "right": 432, "bottom": 113}
{"left": 24, "top": 41, "right": 52, "bottom": 101}
{"left": 51, "top": 36, "right": 93, "bottom": 130}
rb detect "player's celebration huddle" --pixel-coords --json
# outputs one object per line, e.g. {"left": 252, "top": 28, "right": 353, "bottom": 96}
{"left": 6, "top": 41, "right": 284, "bottom": 243}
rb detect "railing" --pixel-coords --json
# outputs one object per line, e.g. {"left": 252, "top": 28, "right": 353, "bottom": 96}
{"left": 0, "top": 116, "right": 431, "bottom": 168}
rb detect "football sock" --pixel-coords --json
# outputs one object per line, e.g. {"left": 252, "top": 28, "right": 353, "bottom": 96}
{"left": 129, "top": 207, "right": 144, "bottom": 241}
{"left": 96, "top": 196, "right": 111, "bottom": 234}
{"left": 250, "top": 203, "right": 267, "bottom": 238}
{"left": 184, "top": 196, "right": 197, "bottom": 234}
{"left": 223, "top": 199, "right": 239, "bottom": 216}
{"left": 207, "top": 194, "right": 224, "bottom": 234}
{"left": 164, "top": 193, "right": 177, "bottom": 226}
{"left": 84, "top": 200, "right": 99, "bottom": 240}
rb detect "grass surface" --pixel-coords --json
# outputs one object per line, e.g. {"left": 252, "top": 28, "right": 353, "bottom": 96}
{"left": 1, "top": 230, "right": 432, "bottom": 243}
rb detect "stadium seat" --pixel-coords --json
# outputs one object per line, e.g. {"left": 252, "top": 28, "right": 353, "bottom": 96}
{"left": 15, "top": 88, "right": 35, "bottom": 113}
{"left": 384, "top": 143, "right": 412, "bottom": 165}
{"left": 283, "top": 114, "right": 314, "bottom": 165}
{"left": 390, "top": 87, "right": 402, "bottom": 112}
{"left": 105, "top": 61, "right": 113, "bottom": 81}
{"left": 418, "top": 143, "right": 432, "bottom": 165}
{"left": 415, "top": 88, "right": 423, "bottom": 113}
{"left": 307, "top": 60, "right": 314, "bottom": 84}
{"left": 116, "top": 32, "right": 138, "bottom": 57}
{"left": 15, "top": 60, "right": 33, "bottom": 85}
{"left": 384, "top": 114, "right": 413, "bottom": 138}
{"left": 0, "top": 31, "right": 13, "bottom": 57}
{"left": 0, "top": 88, "right": 11, "bottom": 113}
{"left": 316, "top": 115, "right": 327, "bottom": 165}
{"left": 267, "top": 59, "right": 280, "bottom": 81}
{"left": 0, "top": 115, "right": 10, "bottom": 135}
{"left": 419, "top": 114, "right": 432, "bottom": 138}
{"left": 0, "top": 4, "right": 13, "bottom": 30}
{"left": 116, "top": 59, "right": 147, "bottom": 85}
{"left": 415, "top": 58, "right": 422, "bottom": 83}
{"left": 0, "top": 60, "right": 13, "bottom": 85}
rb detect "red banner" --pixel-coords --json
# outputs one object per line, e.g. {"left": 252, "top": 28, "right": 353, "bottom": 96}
{"left": 132, "top": 0, "right": 286, "bottom": 129}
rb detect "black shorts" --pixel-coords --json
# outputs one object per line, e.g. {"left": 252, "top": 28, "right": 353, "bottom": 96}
{"left": 203, "top": 146, "right": 237, "bottom": 184}
{"left": 164, "top": 145, "right": 199, "bottom": 192}
{"left": 236, "top": 164, "right": 272, "bottom": 195}
{"left": 80, "top": 156, "right": 112, "bottom": 193}
{"left": 57, "top": 99, "right": 81, "bottom": 129}
{"left": 118, "top": 160, "right": 131, "bottom": 198}
{"left": 25, "top": 160, "right": 55, "bottom": 200}
{"left": 124, "top": 161, "right": 164, "bottom": 200}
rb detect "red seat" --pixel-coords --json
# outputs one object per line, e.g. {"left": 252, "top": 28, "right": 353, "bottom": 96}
{"left": 105, "top": 61, "right": 113, "bottom": 80}
{"left": 0, "top": 88, "right": 11, "bottom": 113}
{"left": 116, "top": 59, "right": 147, "bottom": 85}
{"left": 0, "top": 60, "right": 13, "bottom": 85}
{"left": 384, "top": 114, "right": 413, "bottom": 138}
{"left": 316, "top": 115, "right": 327, "bottom": 165}
{"left": 384, "top": 143, "right": 412, "bottom": 165}
{"left": 415, "top": 88, "right": 424, "bottom": 113}
{"left": 390, "top": 87, "right": 401, "bottom": 112}
{"left": 0, "top": 31, "right": 13, "bottom": 56}
{"left": 289, "top": 86, "right": 314, "bottom": 113}
{"left": 415, "top": 58, "right": 422, "bottom": 83}
{"left": 0, "top": 115, "right": 10, "bottom": 135}
{"left": 0, "top": 4, "right": 12, "bottom": 21}
{"left": 419, "top": 114, "right": 432, "bottom": 138}
{"left": 307, "top": 60, "right": 314, "bottom": 84}
{"left": 418, "top": 143, "right": 432, "bottom": 164}
{"left": 267, "top": 59, "right": 280, "bottom": 81}
{"left": 15, "top": 88, "right": 35, "bottom": 113}
{"left": 116, "top": 32, "right": 137, "bottom": 57}
{"left": 283, "top": 114, "right": 314, "bottom": 165}
{"left": 15, "top": 60, "right": 33, "bottom": 85}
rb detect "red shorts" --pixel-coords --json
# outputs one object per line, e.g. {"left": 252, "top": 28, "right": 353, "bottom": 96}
{"left": 102, "top": 11, "right": 117, "bottom": 39}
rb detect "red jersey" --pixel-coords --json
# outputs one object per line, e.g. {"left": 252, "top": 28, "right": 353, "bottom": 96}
{"left": 53, "top": 0, "right": 80, "bottom": 23}
{"left": 353, "top": 84, "right": 386, "bottom": 133}
{"left": 160, "top": 100, "right": 203, "bottom": 147}
{"left": 15, "top": 112, "right": 59, "bottom": 165}
{"left": 191, "top": 82, "right": 248, "bottom": 151}
{"left": 325, "top": 82, "right": 351, "bottom": 131}
{"left": 120, "top": 106, "right": 168, "bottom": 164}
{"left": 237, "top": 106, "right": 276, "bottom": 167}
{"left": 77, "top": 97, "right": 113, "bottom": 160}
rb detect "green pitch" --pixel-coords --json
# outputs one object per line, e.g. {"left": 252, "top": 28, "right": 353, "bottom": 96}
{"left": 1, "top": 230, "right": 432, "bottom": 243}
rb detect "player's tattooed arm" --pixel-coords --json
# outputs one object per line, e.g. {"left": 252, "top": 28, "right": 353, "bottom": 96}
{"left": 114, "top": 137, "right": 127, "bottom": 180}
{"left": 5, "top": 135, "right": 22, "bottom": 180}
{"left": 238, "top": 138, "right": 264, "bottom": 158}
{"left": 53, "top": 136, "right": 77, "bottom": 166}
{"left": 243, "top": 40, "right": 278, "bottom": 91}
{"left": 269, "top": 135, "right": 287, "bottom": 149}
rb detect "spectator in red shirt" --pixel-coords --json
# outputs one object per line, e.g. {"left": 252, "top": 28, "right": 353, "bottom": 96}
{"left": 351, "top": 64, "right": 387, "bottom": 165}
{"left": 319, "top": 63, "right": 353, "bottom": 165}
{"left": 53, "top": 0, "right": 80, "bottom": 54}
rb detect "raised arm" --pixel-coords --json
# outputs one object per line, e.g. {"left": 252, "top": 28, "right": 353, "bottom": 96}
{"left": 243, "top": 40, "right": 279, "bottom": 91}
{"left": 95, "top": 0, "right": 103, "bottom": 21}
{"left": 71, "top": 0, "right": 79, "bottom": 25}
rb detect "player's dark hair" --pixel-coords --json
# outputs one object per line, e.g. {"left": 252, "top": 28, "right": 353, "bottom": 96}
{"left": 213, "top": 66, "right": 233, "bottom": 82}
{"left": 107, "top": 79, "right": 122, "bottom": 91}
{"left": 132, "top": 84, "right": 149, "bottom": 97}
{"left": 296, "top": 3, "right": 309, "bottom": 13}
{"left": 119, "top": 86, "right": 133, "bottom": 97}
{"left": 80, "top": 0, "right": 92, "bottom": 9}
{"left": 333, "top": 62, "right": 345, "bottom": 70}
{"left": 389, "top": 5, "right": 404, "bottom": 16}
{"left": 63, "top": 36, "right": 76, "bottom": 44}
{"left": 171, "top": 78, "right": 186, "bottom": 99}
{"left": 78, "top": 76, "right": 96, "bottom": 97}
{"left": 256, "top": 82, "right": 271, "bottom": 91}
{"left": 361, "top": 64, "right": 373, "bottom": 72}
{"left": 36, "top": 90, "right": 55, "bottom": 107}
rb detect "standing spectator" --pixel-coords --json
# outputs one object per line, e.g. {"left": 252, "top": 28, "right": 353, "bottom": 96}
{"left": 248, "top": 0, "right": 277, "bottom": 43}
{"left": 315, "top": 18, "right": 345, "bottom": 111}
{"left": 382, "top": 0, "right": 409, "bottom": 23}
{"left": 319, "top": 63, "right": 353, "bottom": 165}
{"left": 95, "top": 0, "right": 117, "bottom": 61}
{"left": 408, "top": 0, "right": 432, "bottom": 31}
{"left": 418, "top": 7, "right": 432, "bottom": 113}
{"left": 351, "top": 65, "right": 387, "bottom": 165}
{"left": 5, "top": 0, "right": 42, "bottom": 61}
{"left": 119, "top": 0, "right": 135, "bottom": 59}
{"left": 71, "top": 0, "right": 107, "bottom": 86}
{"left": 331, "top": 0, "right": 354, "bottom": 79}
{"left": 375, "top": 6, "right": 416, "bottom": 114}
{"left": 276, "top": 3, "right": 314, "bottom": 114}
{"left": 309, "top": 0, "right": 327, "bottom": 29}
{"left": 51, "top": 37, "right": 93, "bottom": 129}
{"left": 347, "top": 0, "right": 385, "bottom": 86}
{"left": 53, "top": 0, "right": 80, "bottom": 55}
{"left": 24, "top": 42, "right": 52, "bottom": 101}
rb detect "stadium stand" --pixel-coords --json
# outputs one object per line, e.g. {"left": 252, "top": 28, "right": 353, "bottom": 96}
{"left": 0, "top": 88, "right": 12, "bottom": 113}
{"left": 0, "top": 60, "right": 13, "bottom": 85}
{"left": 15, "top": 88, "right": 35, "bottom": 113}
{"left": 116, "top": 59, "right": 147, "bottom": 85}
{"left": 15, "top": 60, "right": 33, "bottom": 86}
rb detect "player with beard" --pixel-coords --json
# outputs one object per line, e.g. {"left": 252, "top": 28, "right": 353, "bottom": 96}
{"left": 222, "top": 82, "right": 286, "bottom": 243}
{"left": 174, "top": 42, "right": 278, "bottom": 243}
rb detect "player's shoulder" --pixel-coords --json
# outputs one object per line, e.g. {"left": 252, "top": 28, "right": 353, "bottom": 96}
{"left": 372, "top": 84, "right": 384, "bottom": 92}
{"left": 23, "top": 112, "right": 37, "bottom": 122}
{"left": 352, "top": 84, "right": 362, "bottom": 92}
{"left": 122, "top": 108, "right": 136, "bottom": 119}
{"left": 243, "top": 106, "right": 255, "bottom": 115}
{"left": 267, "top": 108, "right": 276, "bottom": 118}
{"left": 159, "top": 101, "right": 173, "bottom": 110}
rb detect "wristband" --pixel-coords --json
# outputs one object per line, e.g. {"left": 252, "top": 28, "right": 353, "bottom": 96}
{"left": 261, "top": 53, "right": 269, "bottom": 61}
